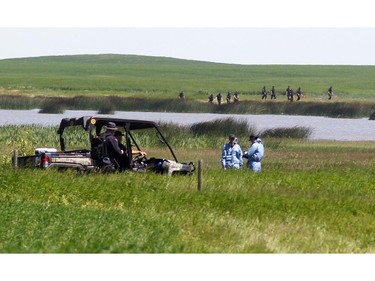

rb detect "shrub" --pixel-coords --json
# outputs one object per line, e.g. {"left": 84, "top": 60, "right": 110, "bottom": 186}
{"left": 97, "top": 103, "right": 115, "bottom": 115}
{"left": 190, "top": 118, "right": 256, "bottom": 138}
{"left": 261, "top": 126, "right": 312, "bottom": 139}
{"left": 38, "top": 98, "right": 66, "bottom": 114}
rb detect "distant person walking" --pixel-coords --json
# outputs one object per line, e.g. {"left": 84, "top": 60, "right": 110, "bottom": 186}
{"left": 208, "top": 94, "right": 214, "bottom": 104}
{"left": 261, "top": 86, "right": 267, "bottom": 100}
{"left": 216, "top": 92, "right": 222, "bottom": 105}
{"left": 221, "top": 134, "right": 243, "bottom": 170}
{"left": 270, "top": 86, "right": 276, "bottom": 100}
{"left": 178, "top": 91, "right": 185, "bottom": 100}
{"left": 226, "top": 92, "right": 231, "bottom": 103}
{"left": 289, "top": 88, "right": 294, "bottom": 102}
{"left": 327, "top": 86, "right": 334, "bottom": 100}
{"left": 286, "top": 85, "right": 291, "bottom": 101}
{"left": 296, "top": 87, "right": 302, "bottom": 101}
{"left": 243, "top": 135, "right": 264, "bottom": 173}
{"left": 233, "top": 91, "right": 239, "bottom": 102}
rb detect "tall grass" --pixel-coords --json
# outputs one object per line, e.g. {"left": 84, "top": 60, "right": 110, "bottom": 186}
{"left": 190, "top": 118, "right": 255, "bottom": 137}
{"left": 1, "top": 94, "right": 374, "bottom": 118}
{"left": 38, "top": 98, "right": 66, "bottom": 113}
{"left": 261, "top": 126, "right": 312, "bottom": 139}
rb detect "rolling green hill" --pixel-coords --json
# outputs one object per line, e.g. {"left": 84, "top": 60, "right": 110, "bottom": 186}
{"left": 1, "top": 54, "right": 375, "bottom": 99}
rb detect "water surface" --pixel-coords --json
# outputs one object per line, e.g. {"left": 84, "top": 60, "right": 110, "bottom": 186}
{"left": 0, "top": 109, "right": 374, "bottom": 141}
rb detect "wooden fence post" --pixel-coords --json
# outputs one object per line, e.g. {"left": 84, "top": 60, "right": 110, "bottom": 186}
{"left": 13, "top": 149, "right": 18, "bottom": 169}
{"left": 198, "top": 159, "right": 203, "bottom": 191}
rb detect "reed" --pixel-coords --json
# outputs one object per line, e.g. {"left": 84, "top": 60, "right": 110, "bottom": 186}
{"left": 1, "top": 94, "right": 374, "bottom": 118}
{"left": 261, "top": 126, "right": 312, "bottom": 139}
{"left": 0, "top": 94, "right": 41, "bottom": 109}
{"left": 190, "top": 118, "right": 255, "bottom": 137}
{"left": 38, "top": 97, "right": 66, "bottom": 113}
{"left": 97, "top": 102, "right": 115, "bottom": 115}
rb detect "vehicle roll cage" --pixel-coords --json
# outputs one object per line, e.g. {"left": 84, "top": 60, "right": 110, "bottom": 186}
{"left": 57, "top": 116, "right": 179, "bottom": 162}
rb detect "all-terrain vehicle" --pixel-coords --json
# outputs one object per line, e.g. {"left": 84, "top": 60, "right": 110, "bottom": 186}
{"left": 14, "top": 116, "right": 195, "bottom": 176}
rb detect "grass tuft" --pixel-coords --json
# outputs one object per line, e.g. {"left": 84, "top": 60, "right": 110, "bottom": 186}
{"left": 261, "top": 126, "right": 312, "bottom": 139}
{"left": 190, "top": 118, "right": 256, "bottom": 138}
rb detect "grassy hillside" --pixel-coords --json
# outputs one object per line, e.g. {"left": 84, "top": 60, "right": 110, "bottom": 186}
{"left": 1, "top": 54, "right": 375, "bottom": 100}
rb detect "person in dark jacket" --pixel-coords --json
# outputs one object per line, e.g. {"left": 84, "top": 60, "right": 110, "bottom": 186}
{"left": 114, "top": 130, "right": 147, "bottom": 165}
{"left": 226, "top": 92, "right": 231, "bottom": 103}
{"left": 216, "top": 92, "right": 222, "bottom": 105}
{"left": 296, "top": 87, "right": 302, "bottom": 101}
{"left": 99, "top": 122, "right": 124, "bottom": 168}
{"left": 270, "top": 86, "right": 276, "bottom": 100}
{"left": 286, "top": 85, "right": 291, "bottom": 101}
{"left": 261, "top": 86, "right": 267, "bottom": 100}
{"left": 327, "top": 86, "right": 334, "bottom": 100}
{"left": 113, "top": 130, "right": 129, "bottom": 170}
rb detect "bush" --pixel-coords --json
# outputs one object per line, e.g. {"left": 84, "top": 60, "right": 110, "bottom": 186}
{"left": 97, "top": 103, "right": 115, "bottom": 115}
{"left": 190, "top": 118, "right": 256, "bottom": 138}
{"left": 38, "top": 98, "right": 66, "bottom": 113}
{"left": 261, "top": 126, "right": 312, "bottom": 139}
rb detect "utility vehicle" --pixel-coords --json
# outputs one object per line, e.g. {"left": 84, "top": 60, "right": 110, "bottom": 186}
{"left": 14, "top": 116, "right": 195, "bottom": 176}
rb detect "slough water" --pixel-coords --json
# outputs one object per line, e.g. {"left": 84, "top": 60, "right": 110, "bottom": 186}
{"left": 1, "top": 109, "right": 374, "bottom": 141}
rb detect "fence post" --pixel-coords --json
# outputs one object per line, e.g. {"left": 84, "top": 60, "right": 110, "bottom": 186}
{"left": 198, "top": 159, "right": 203, "bottom": 191}
{"left": 13, "top": 149, "right": 18, "bottom": 169}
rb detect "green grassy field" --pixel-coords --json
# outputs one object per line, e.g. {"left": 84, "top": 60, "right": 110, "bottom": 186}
{"left": 1, "top": 124, "right": 375, "bottom": 253}
{"left": 1, "top": 54, "right": 375, "bottom": 100}
{"left": 1, "top": 54, "right": 375, "bottom": 118}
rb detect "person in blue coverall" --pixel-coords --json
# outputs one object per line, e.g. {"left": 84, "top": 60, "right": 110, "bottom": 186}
{"left": 243, "top": 135, "right": 265, "bottom": 172}
{"left": 221, "top": 134, "right": 243, "bottom": 170}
